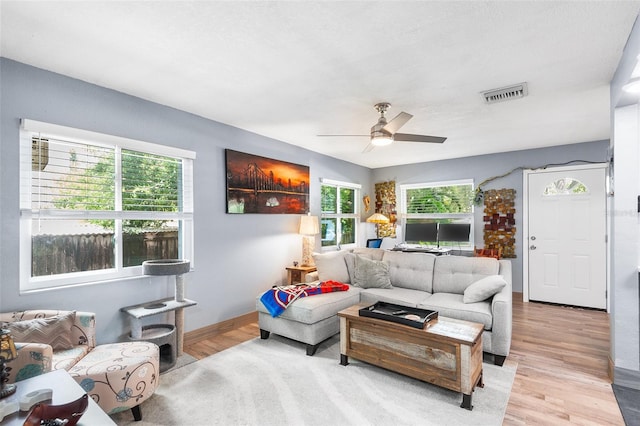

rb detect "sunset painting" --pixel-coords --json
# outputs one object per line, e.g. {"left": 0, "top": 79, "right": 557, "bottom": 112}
{"left": 225, "top": 149, "right": 310, "bottom": 214}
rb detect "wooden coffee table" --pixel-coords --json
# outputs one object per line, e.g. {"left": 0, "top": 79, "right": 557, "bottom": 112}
{"left": 338, "top": 303, "right": 484, "bottom": 410}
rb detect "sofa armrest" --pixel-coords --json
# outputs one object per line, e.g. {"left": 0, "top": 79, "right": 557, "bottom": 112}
{"left": 305, "top": 271, "right": 319, "bottom": 282}
{"left": 8, "top": 342, "right": 53, "bottom": 384}
{"left": 491, "top": 260, "right": 513, "bottom": 356}
{"left": 497, "top": 259, "right": 512, "bottom": 288}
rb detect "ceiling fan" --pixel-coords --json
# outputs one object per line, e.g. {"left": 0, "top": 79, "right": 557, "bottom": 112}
{"left": 318, "top": 102, "right": 446, "bottom": 152}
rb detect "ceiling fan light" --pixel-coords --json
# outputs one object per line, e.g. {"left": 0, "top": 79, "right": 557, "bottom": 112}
{"left": 371, "top": 135, "right": 393, "bottom": 146}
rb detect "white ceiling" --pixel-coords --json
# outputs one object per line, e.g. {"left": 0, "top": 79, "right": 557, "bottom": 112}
{"left": 2, "top": 1, "right": 639, "bottom": 168}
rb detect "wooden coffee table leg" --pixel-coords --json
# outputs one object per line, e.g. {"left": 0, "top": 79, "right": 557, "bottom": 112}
{"left": 461, "top": 369, "right": 483, "bottom": 409}
{"left": 461, "top": 393, "right": 473, "bottom": 410}
{"left": 340, "top": 354, "right": 349, "bottom": 366}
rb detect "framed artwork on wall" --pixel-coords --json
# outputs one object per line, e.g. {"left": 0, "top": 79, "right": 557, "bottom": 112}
{"left": 225, "top": 149, "right": 310, "bottom": 214}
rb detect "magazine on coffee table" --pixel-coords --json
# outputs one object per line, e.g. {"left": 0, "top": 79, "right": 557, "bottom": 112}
{"left": 359, "top": 301, "right": 438, "bottom": 329}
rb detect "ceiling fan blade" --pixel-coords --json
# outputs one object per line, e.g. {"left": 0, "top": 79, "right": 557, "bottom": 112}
{"left": 382, "top": 112, "right": 413, "bottom": 134}
{"left": 362, "top": 142, "right": 375, "bottom": 153}
{"left": 393, "top": 133, "right": 447, "bottom": 144}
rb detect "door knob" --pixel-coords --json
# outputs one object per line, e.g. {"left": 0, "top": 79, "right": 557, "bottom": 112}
{"left": 530, "top": 245, "right": 537, "bottom": 250}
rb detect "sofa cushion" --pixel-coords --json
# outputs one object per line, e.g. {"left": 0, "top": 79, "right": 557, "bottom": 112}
{"left": 4, "top": 311, "right": 76, "bottom": 351}
{"left": 256, "top": 286, "right": 361, "bottom": 324}
{"left": 464, "top": 275, "right": 507, "bottom": 303}
{"left": 313, "top": 251, "right": 350, "bottom": 283}
{"left": 352, "top": 247, "right": 385, "bottom": 261}
{"left": 359, "top": 287, "right": 432, "bottom": 308}
{"left": 432, "top": 256, "right": 500, "bottom": 295}
{"left": 352, "top": 255, "right": 392, "bottom": 289}
{"left": 52, "top": 345, "right": 91, "bottom": 371}
{"left": 345, "top": 248, "right": 386, "bottom": 281}
{"left": 382, "top": 251, "right": 436, "bottom": 293}
{"left": 417, "top": 293, "right": 493, "bottom": 330}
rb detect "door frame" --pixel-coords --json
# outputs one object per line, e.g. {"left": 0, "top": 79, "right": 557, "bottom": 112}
{"left": 522, "top": 163, "right": 610, "bottom": 310}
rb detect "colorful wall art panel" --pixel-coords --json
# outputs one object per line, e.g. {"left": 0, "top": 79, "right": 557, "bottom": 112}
{"left": 374, "top": 181, "right": 397, "bottom": 238}
{"left": 483, "top": 188, "right": 516, "bottom": 258}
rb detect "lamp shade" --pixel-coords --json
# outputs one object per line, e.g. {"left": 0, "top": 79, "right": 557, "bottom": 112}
{"left": 366, "top": 213, "right": 390, "bottom": 224}
{"left": 299, "top": 215, "right": 319, "bottom": 235}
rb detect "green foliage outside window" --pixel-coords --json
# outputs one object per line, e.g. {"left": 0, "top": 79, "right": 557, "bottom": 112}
{"left": 340, "top": 218, "right": 355, "bottom": 244}
{"left": 321, "top": 184, "right": 357, "bottom": 246}
{"left": 340, "top": 188, "right": 355, "bottom": 214}
{"left": 53, "top": 149, "right": 115, "bottom": 211}
{"left": 406, "top": 185, "right": 473, "bottom": 214}
{"left": 321, "top": 186, "right": 337, "bottom": 213}
{"left": 54, "top": 149, "right": 181, "bottom": 232}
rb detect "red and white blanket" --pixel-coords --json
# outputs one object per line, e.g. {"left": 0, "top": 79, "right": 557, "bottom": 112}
{"left": 260, "top": 280, "right": 349, "bottom": 317}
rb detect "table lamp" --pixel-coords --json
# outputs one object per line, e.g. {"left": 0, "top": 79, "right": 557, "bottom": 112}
{"left": 299, "top": 215, "right": 319, "bottom": 267}
{"left": 0, "top": 328, "right": 17, "bottom": 399}
{"left": 366, "top": 213, "right": 390, "bottom": 238}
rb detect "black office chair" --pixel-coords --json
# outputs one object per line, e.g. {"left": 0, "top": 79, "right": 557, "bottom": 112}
{"left": 366, "top": 238, "right": 383, "bottom": 248}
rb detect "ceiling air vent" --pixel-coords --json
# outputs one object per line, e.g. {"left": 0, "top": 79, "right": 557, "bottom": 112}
{"left": 481, "top": 82, "right": 528, "bottom": 104}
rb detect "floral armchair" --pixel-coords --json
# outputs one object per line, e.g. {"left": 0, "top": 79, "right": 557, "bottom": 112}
{"left": 1, "top": 310, "right": 159, "bottom": 421}
{"left": 0, "top": 310, "right": 96, "bottom": 382}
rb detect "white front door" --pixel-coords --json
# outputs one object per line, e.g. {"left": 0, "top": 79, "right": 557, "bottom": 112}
{"left": 527, "top": 165, "right": 607, "bottom": 309}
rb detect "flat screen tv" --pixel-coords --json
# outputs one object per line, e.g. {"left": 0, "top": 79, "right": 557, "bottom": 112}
{"left": 404, "top": 222, "right": 438, "bottom": 244}
{"left": 437, "top": 223, "right": 471, "bottom": 243}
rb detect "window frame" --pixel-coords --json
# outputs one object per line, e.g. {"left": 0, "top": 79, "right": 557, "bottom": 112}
{"left": 399, "top": 179, "right": 474, "bottom": 250}
{"left": 320, "top": 178, "right": 360, "bottom": 250}
{"left": 19, "top": 119, "right": 195, "bottom": 291}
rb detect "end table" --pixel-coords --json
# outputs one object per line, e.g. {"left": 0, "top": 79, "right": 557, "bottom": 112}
{"left": 285, "top": 265, "right": 317, "bottom": 285}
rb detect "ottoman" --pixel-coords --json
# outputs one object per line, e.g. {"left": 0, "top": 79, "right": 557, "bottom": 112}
{"left": 256, "top": 286, "right": 361, "bottom": 355}
{"left": 68, "top": 341, "right": 159, "bottom": 421}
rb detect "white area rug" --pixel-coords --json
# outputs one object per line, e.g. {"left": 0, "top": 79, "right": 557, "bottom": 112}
{"left": 112, "top": 335, "right": 516, "bottom": 426}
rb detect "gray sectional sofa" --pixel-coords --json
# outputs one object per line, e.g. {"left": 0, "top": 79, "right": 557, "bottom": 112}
{"left": 256, "top": 248, "right": 512, "bottom": 365}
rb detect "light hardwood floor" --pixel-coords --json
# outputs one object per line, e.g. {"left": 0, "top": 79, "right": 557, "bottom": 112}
{"left": 184, "top": 293, "right": 624, "bottom": 425}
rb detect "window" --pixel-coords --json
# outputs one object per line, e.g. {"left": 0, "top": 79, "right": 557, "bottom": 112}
{"left": 400, "top": 179, "right": 474, "bottom": 248}
{"left": 20, "top": 119, "right": 195, "bottom": 291}
{"left": 320, "top": 179, "right": 360, "bottom": 248}
{"left": 543, "top": 178, "right": 588, "bottom": 196}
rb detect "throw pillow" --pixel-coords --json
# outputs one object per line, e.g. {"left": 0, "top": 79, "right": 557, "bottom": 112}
{"left": 352, "top": 254, "right": 392, "bottom": 289}
{"left": 352, "top": 247, "right": 385, "bottom": 261}
{"left": 312, "top": 251, "right": 350, "bottom": 283}
{"left": 463, "top": 275, "right": 507, "bottom": 303}
{"left": 5, "top": 311, "right": 76, "bottom": 350}
{"left": 344, "top": 253, "right": 356, "bottom": 283}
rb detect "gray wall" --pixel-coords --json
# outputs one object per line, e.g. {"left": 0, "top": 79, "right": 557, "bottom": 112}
{"left": 0, "top": 58, "right": 370, "bottom": 343}
{"left": 372, "top": 141, "right": 609, "bottom": 293}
